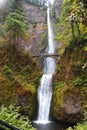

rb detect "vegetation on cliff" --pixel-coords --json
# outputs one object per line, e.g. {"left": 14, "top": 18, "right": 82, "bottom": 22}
{"left": 52, "top": 0, "right": 87, "bottom": 126}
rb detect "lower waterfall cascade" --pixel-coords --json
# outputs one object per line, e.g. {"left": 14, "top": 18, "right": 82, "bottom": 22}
{"left": 36, "top": 0, "right": 56, "bottom": 124}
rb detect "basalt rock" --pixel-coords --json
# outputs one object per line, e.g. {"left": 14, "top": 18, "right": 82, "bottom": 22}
{"left": 22, "top": 3, "right": 48, "bottom": 58}
{"left": 52, "top": 86, "right": 84, "bottom": 123}
{"left": 23, "top": 3, "right": 46, "bottom": 24}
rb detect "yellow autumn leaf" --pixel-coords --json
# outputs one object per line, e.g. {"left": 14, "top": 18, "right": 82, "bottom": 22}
{"left": 84, "top": 47, "right": 87, "bottom": 51}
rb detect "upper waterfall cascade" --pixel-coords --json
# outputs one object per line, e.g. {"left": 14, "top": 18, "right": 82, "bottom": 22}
{"left": 39, "top": 0, "right": 54, "bottom": 5}
{"left": 37, "top": 0, "right": 56, "bottom": 124}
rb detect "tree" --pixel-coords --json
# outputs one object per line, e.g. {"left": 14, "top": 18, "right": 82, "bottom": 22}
{"left": 11, "top": 0, "right": 23, "bottom": 13}
{"left": 4, "top": 12, "right": 28, "bottom": 46}
{"left": 77, "top": 0, "right": 87, "bottom": 7}
{"left": 68, "top": 1, "right": 87, "bottom": 39}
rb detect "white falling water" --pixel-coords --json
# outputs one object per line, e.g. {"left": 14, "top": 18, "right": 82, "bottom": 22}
{"left": 37, "top": 0, "right": 55, "bottom": 124}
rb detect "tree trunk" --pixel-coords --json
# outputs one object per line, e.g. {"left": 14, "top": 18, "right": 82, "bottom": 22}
{"left": 71, "top": 22, "right": 75, "bottom": 39}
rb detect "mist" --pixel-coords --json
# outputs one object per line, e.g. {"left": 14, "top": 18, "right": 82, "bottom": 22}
{"left": 0, "top": 0, "right": 14, "bottom": 8}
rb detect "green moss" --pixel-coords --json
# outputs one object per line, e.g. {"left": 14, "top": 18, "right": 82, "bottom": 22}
{"left": 54, "top": 81, "right": 66, "bottom": 90}
{"left": 71, "top": 77, "right": 87, "bottom": 88}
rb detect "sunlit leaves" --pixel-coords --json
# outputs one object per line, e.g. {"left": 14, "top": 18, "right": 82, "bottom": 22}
{"left": 68, "top": 1, "right": 87, "bottom": 38}
{"left": 0, "top": 105, "right": 35, "bottom": 130}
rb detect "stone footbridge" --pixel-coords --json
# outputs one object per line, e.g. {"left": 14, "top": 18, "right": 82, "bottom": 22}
{"left": 32, "top": 53, "right": 59, "bottom": 59}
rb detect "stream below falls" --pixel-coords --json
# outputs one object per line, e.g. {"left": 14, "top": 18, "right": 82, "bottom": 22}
{"left": 32, "top": 121, "right": 73, "bottom": 130}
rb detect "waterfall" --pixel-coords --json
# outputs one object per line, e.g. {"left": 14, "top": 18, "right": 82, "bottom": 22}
{"left": 37, "top": 0, "right": 55, "bottom": 124}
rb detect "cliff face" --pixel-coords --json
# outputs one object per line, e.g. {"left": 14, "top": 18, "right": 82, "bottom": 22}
{"left": 22, "top": 3, "right": 48, "bottom": 55}
{"left": 24, "top": 3, "right": 46, "bottom": 23}
{"left": 52, "top": 0, "right": 63, "bottom": 22}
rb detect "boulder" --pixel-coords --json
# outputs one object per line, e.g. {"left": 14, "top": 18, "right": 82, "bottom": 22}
{"left": 52, "top": 86, "right": 84, "bottom": 123}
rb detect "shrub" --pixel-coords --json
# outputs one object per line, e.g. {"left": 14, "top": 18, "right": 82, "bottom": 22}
{"left": 0, "top": 105, "right": 35, "bottom": 130}
{"left": 71, "top": 77, "right": 87, "bottom": 88}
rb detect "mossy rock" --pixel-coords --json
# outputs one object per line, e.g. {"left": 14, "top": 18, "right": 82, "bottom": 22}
{"left": 51, "top": 86, "right": 87, "bottom": 123}
{"left": 15, "top": 81, "right": 37, "bottom": 118}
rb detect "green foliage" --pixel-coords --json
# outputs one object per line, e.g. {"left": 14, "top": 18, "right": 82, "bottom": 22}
{"left": 5, "top": 12, "right": 24, "bottom": 32}
{"left": 61, "top": 0, "right": 73, "bottom": 22}
{"left": 11, "top": 0, "right": 23, "bottom": 13}
{"left": 54, "top": 81, "right": 66, "bottom": 90}
{"left": 4, "top": 12, "right": 28, "bottom": 45}
{"left": 71, "top": 34, "right": 87, "bottom": 47}
{"left": 54, "top": 0, "right": 87, "bottom": 51}
{"left": 71, "top": 77, "right": 87, "bottom": 88}
{"left": 3, "top": 65, "right": 13, "bottom": 80}
{"left": 53, "top": 0, "right": 73, "bottom": 50}
{"left": 0, "top": 105, "right": 35, "bottom": 130}
{"left": 68, "top": 1, "right": 87, "bottom": 39}
{"left": 69, "top": 2, "right": 87, "bottom": 26}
